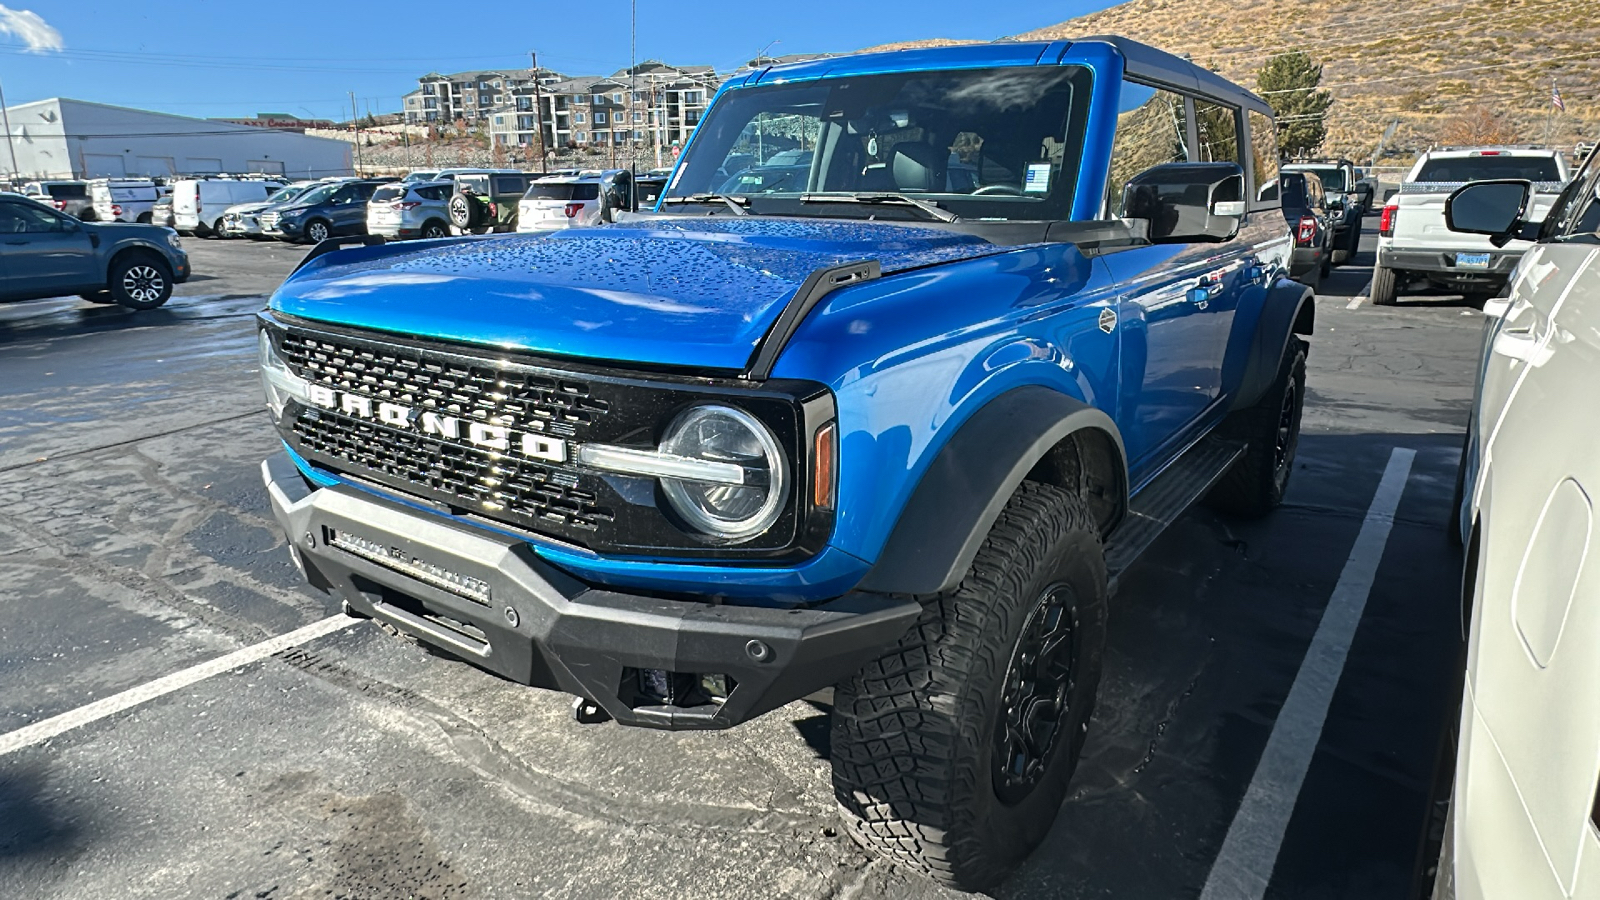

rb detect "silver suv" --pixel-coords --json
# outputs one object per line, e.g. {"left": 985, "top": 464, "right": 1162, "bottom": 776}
{"left": 366, "top": 181, "right": 452, "bottom": 240}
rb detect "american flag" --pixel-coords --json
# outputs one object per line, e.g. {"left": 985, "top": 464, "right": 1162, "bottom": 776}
{"left": 1552, "top": 81, "right": 1566, "bottom": 112}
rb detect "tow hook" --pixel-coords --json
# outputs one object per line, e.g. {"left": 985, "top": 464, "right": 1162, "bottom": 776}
{"left": 571, "top": 696, "right": 611, "bottom": 724}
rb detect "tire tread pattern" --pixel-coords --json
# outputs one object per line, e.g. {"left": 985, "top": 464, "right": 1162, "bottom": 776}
{"left": 831, "top": 482, "right": 1105, "bottom": 890}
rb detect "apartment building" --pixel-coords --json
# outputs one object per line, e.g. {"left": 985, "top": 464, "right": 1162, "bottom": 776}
{"left": 402, "top": 68, "right": 563, "bottom": 125}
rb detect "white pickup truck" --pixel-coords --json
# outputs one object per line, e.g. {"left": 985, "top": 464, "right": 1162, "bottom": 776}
{"left": 1373, "top": 146, "right": 1569, "bottom": 305}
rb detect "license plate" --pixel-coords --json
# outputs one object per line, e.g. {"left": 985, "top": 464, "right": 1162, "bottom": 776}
{"left": 1456, "top": 252, "right": 1491, "bottom": 269}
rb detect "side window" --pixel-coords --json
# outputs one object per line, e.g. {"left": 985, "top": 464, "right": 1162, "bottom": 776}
{"left": 330, "top": 186, "right": 356, "bottom": 204}
{"left": 1247, "top": 110, "right": 1279, "bottom": 204}
{"left": 1194, "top": 99, "right": 1241, "bottom": 166}
{"left": 1106, "top": 81, "right": 1190, "bottom": 215}
{"left": 0, "top": 202, "right": 66, "bottom": 233}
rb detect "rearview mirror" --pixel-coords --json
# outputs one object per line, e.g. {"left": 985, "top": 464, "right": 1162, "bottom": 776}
{"left": 1446, "top": 179, "right": 1533, "bottom": 241}
{"left": 1120, "top": 162, "right": 1245, "bottom": 243}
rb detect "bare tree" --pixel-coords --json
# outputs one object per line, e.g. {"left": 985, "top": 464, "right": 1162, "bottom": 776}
{"left": 1438, "top": 107, "right": 1522, "bottom": 146}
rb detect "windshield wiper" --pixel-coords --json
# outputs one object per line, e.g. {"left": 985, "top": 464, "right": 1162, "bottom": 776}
{"left": 660, "top": 193, "right": 750, "bottom": 216}
{"left": 798, "top": 192, "right": 958, "bottom": 222}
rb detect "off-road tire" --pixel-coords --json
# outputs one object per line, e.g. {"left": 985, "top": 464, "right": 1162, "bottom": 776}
{"left": 831, "top": 482, "right": 1108, "bottom": 892}
{"left": 108, "top": 253, "right": 173, "bottom": 310}
{"left": 1370, "top": 264, "right": 1398, "bottom": 306}
{"left": 1205, "top": 338, "right": 1308, "bottom": 516}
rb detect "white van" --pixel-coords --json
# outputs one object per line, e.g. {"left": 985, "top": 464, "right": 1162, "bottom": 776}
{"left": 172, "top": 178, "right": 278, "bottom": 236}
{"left": 90, "top": 179, "right": 163, "bottom": 223}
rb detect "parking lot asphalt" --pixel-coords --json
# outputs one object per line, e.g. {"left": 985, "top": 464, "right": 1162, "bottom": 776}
{"left": 0, "top": 225, "right": 1478, "bottom": 899}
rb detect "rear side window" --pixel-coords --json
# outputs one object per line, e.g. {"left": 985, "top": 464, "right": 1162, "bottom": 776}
{"left": 458, "top": 175, "right": 491, "bottom": 194}
{"left": 48, "top": 183, "right": 87, "bottom": 199}
{"left": 1106, "top": 81, "right": 1190, "bottom": 214}
{"left": 372, "top": 185, "right": 407, "bottom": 202}
{"left": 525, "top": 183, "right": 599, "bottom": 201}
{"left": 1413, "top": 155, "right": 1562, "bottom": 183}
{"left": 1194, "top": 99, "right": 1240, "bottom": 166}
{"left": 494, "top": 176, "right": 526, "bottom": 194}
{"left": 416, "top": 185, "right": 448, "bottom": 201}
{"left": 1248, "top": 110, "right": 1279, "bottom": 204}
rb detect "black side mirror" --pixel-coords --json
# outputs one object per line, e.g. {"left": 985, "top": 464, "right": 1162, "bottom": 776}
{"left": 1446, "top": 179, "right": 1533, "bottom": 245}
{"left": 1121, "top": 162, "right": 1245, "bottom": 244}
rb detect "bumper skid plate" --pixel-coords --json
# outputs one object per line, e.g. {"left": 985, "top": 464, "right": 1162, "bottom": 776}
{"left": 264, "top": 453, "right": 920, "bottom": 729}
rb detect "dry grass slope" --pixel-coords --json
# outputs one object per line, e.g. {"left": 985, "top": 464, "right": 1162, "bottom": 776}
{"left": 867, "top": 0, "right": 1600, "bottom": 163}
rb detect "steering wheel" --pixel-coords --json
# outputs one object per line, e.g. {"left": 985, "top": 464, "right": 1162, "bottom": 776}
{"left": 971, "top": 184, "right": 1024, "bottom": 196}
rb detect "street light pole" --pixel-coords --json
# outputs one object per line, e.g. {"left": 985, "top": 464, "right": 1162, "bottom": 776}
{"left": 0, "top": 79, "right": 20, "bottom": 180}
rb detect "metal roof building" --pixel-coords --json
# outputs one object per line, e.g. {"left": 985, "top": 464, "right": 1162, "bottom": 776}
{"left": 0, "top": 98, "right": 353, "bottom": 181}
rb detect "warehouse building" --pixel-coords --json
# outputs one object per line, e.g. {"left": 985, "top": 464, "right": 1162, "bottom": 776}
{"left": 0, "top": 98, "right": 353, "bottom": 181}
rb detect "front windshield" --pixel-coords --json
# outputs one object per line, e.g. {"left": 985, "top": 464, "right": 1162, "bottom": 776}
{"left": 271, "top": 184, "right": 311, "bottom": 204}
{"left": 291, "top": 184, "right": 338, "bottom": 206}
{"left": 666, "top": 65, "right": 1093, "bottom": 221}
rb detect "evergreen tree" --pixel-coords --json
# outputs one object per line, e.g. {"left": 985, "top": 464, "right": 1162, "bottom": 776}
{"left": 1257, "top": 51, "right": 1333, "bottom": 157}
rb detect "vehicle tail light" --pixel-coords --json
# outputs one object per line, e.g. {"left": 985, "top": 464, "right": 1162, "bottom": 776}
{"left": 1472, "top": 150, "right": 1504, "bottom": 156}
{"left": 51, "top": 199, "right": 65, "bottom": 210}
{"left": 111, "top": 204, "right": 123, "bottom": 216}
{"left": 396, "top": 201, "right": 420, "bottom": 210}
{"left": 488, "top": 202, "right": 498, "bottom": 218}
{"left": 1379, "top": 204, "right": 1399, "bottom": 237}
{"left": 1296, "top": 216, "right": 1317, "bottom": 245}
{"left": 564, "top": 202, "right": 584, "bottom": 218}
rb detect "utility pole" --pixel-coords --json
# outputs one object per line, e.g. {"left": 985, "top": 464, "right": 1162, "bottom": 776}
{"left": 630, "top": 0, "right": 637, "bottom": 174}
{"left": 0, "top": 79, "right": 18, "bottom": 181}
{"left": 530, "top": 50, "right": 547, "bottom": 173}
{"left": 349, "top": 92, "right": 364, "bottom": 175}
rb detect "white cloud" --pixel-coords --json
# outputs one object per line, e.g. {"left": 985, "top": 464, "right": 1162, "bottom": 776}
{"left": 0, "top": 5, "right": 63, "bottom": 54}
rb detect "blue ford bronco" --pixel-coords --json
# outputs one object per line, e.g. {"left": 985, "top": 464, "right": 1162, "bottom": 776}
{"left": 259, "top": 36, "right": 1311, "bottom": 889}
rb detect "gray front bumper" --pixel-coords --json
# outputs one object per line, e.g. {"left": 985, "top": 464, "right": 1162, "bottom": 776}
{"left": 264, "top": 453, "right": 920, "bottom": 730}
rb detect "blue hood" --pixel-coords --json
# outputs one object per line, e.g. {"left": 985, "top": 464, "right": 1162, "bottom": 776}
{"left": 269, "top": 218, "right": 1010, "bottom": 370}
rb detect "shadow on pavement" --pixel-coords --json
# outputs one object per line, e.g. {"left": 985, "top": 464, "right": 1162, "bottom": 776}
{"left": 0, "top": 761, "right": 82, "bottom": 863}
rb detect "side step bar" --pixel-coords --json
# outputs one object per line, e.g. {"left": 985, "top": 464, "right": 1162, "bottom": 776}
{"left": 1103, "top": 437, "right": 1246, "bottom": 590}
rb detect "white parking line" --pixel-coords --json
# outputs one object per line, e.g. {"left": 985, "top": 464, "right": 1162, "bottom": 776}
{"left": 1200, "top": 448, "right": 1416, "bottom": 900}
{"left": 1346, "top": 279, "right": 1374, "bottom": 309}
{"left": 0, "top": 615, "right": 357, "bottom": 757}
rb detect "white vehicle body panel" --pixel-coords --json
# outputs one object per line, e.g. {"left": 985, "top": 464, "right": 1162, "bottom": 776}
{"left": 1447, "top": 149, "right": 1600, "bottom": 899}
{"left": 172, "top": 179, "right": 274, "bottom": 232}
{"left": 89, "top": 180, "right": 161, "bottom": 223}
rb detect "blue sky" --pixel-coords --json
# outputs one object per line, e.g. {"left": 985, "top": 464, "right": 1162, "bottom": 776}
{"left": 0, "top": 1, "right": 1111, "bottom": 121}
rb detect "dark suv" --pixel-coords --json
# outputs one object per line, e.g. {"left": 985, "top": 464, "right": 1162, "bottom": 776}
{"left": 262, "top": 179, "right": 387, "bottom": 244}
{"left": 448, "top": 172, "right": 536, "bottom": 235}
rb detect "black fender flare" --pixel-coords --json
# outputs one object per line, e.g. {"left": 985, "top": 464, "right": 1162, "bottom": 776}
{"left": 1230, "top": 277, "right": 1314, "bottom": 412}
{"left": 856, "top": 385, "right": 1127, "bottom": 595}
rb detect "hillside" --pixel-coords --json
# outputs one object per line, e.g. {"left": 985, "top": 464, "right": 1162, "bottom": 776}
{"left": 868, "top": 0, "right": 1600, "bottom": 165}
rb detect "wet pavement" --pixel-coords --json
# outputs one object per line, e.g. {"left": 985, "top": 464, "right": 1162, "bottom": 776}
{"left": 0, "top": 229, "right": 1478, "bottom": 899}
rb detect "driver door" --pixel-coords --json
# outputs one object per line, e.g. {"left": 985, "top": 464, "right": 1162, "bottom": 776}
{"left": 0, "top": 199, "right": 99, "bottom": 297}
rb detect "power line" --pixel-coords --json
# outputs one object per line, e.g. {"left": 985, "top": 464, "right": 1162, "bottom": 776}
{"left": 1255, "top": 49, "right": 1596, "bottom": 95}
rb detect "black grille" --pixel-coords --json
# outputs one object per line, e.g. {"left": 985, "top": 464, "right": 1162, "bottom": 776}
{"left": 267, "top": 317, "right": 826, "bottom": 558}
{"left": 280, "top": 333, "right": 610, "bottom": 438}
{"left": 294, "top": 412, "right": 614, "bottom": 532}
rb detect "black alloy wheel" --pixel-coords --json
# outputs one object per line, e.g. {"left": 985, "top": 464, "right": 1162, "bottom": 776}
{"left": 993, "top": 583, "right": 1080, "bottom": 804}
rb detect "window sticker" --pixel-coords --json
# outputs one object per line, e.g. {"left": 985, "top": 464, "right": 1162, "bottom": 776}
{"left": 1025, "top": 163, "right": 1052, "bottom": 193}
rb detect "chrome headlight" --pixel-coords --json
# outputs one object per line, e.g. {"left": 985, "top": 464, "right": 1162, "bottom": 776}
{"left": 259, "top": 330, "right": 310, "bottom": 422}
{"left": 576, "top": 404, "right": 787, "bottom": 542}
{"left": 165, "top": 231, "right": 183, "bottom": 249}
{"left": 659, "top": 406, "right": 787, "bottom": 539}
